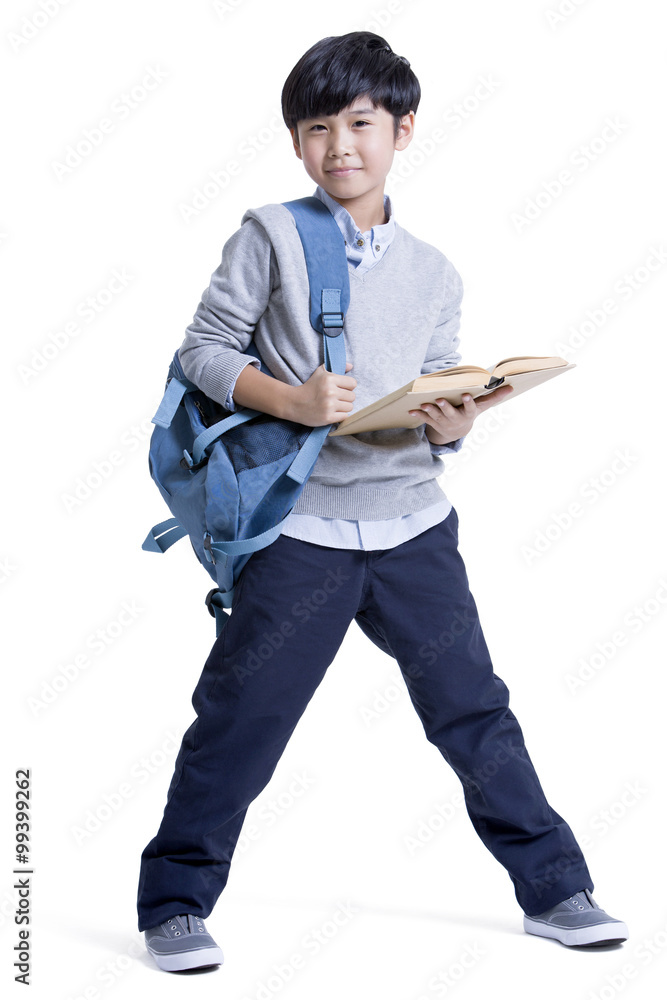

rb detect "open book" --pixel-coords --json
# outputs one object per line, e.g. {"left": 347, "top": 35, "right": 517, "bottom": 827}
{"left": 328, "top": 356, "right": 575, "bottom": 436}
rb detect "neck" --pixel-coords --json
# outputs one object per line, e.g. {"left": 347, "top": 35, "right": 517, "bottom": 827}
{"left": 326, "top": 188, "right": 387, "bottom": 233}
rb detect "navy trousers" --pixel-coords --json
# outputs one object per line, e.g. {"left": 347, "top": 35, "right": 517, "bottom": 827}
{"left": 137, "top": 508, "right": 592, "bottom": 928}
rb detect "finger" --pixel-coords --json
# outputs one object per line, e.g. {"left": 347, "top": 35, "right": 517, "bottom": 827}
{"left": 475, "top": 384, "right": 514, "bottom": 411}
{"left": 461, "top": 393, "right": 478, "bottom": 412}
{"left": 329, "top": 370, "right": 356, "bottom": 388}
{"left": 336, "top": 400, "right": 356, "bottom": 414}
{"left": 427, "top": 398, "right": 460, "bottom": 418}
{"left": 407, "top": 407, "right": 441, "bottom": 427}
{"left": 409, "top": 403, "right": 436, "bottom": 418}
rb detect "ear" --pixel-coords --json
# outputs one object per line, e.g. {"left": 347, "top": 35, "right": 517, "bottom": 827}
{"left": 290, "top": 127, "right": 303, "bottom": 161}
{"left": 394, "top": 111, "right": 415, "bottom": 152}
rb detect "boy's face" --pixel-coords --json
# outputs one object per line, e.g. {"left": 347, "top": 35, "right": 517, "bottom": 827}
{"left": 290, "top": 97, "right": 414, "bottom": 211}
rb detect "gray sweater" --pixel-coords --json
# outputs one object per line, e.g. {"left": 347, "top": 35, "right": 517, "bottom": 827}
{"left": 179, "top": 203, "right": 463, "bottom": 520}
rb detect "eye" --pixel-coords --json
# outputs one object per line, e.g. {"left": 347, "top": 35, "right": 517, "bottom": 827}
{"left": 308, "top": 123, "right": 327, "bottom": 132}
{"left": 353, "top": 120, "right": 371, "bottom": 127}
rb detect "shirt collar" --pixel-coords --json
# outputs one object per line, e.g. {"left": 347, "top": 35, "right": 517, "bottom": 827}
{"left": 313, "top": 185, "right": 395, "bottom": 256}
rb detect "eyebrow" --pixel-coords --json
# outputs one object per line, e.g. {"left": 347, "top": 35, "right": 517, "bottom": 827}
{"left": 303, "top": 107, "right": 378, "bottom": 122}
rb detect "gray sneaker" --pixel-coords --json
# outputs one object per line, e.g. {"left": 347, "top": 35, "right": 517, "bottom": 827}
{"left": 144, "top": 913, "right": 224, "bottom": 972}
{"left": 524, "top": 889, "right": 628, "bottom": 947}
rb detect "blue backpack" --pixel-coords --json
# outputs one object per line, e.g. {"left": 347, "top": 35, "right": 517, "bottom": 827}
{"left": 142, "top": 197, "right": 349, "bottom": 635}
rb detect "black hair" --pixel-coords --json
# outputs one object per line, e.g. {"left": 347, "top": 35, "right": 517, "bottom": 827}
{"left": 281, "top": 31, "right": 420, "bottom": 140}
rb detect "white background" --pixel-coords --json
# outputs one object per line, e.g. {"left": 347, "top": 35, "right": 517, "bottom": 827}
{"left": 2, "top": 1, "right": 666, "bottom": 998}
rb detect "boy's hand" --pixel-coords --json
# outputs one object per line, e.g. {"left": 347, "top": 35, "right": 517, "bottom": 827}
{"left": 408, "top": 383, "right": 514, "bottom": 446}
{"left": 289, "top": 362, "right": 357, "bottom": 427}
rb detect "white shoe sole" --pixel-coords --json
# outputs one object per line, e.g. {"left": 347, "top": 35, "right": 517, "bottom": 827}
{"left": 148, "top": 944, "right": 224, "bottom": 972}
{"left": 524, "top": 916, "right": 629, "bottom": 947}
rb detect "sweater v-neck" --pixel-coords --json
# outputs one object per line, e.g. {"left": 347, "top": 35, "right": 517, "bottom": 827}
{"left": 347, "top": 225, "right": 403, "bottom": 283}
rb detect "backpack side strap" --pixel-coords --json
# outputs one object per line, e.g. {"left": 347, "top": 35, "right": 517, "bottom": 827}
{"left": 151, "top": 373, "right": 199, "bottom": 430}
{"left": 142, "top": 518, "right": 188, "bottom": 553}
{"left": 185, "top": 407, "right": 262, "bottom": 468}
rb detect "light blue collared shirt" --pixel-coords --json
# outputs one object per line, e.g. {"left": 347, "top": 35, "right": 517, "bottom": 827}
{"left": 227, "top": 186, "right": 462, "bottom": 550}
{"left": 314, "top": 184, "right": 396, "bottom": 275}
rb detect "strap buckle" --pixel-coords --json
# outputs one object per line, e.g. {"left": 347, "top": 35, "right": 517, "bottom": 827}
{"left": 205, "top": 588, "right": 232, "bottom": 636}
{"left": 321, "top": 311, "right": 344, "bottom": 337}
{"left": 205, "top": 587, "right": 221, "bottom": 617}
{"left": 203, "top": 532, "right": 215, "bottom": 564}
{"left": 320, "top": 288, "right": 344, "bottom": 337}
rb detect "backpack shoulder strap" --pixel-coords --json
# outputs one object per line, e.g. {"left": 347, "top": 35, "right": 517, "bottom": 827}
{"left": 282, "top": 196, "right": 349, "bottom": 377}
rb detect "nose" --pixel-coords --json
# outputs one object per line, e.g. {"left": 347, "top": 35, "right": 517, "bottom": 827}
{"left": 327, "top": 128, "right": 353, "bottom": 157}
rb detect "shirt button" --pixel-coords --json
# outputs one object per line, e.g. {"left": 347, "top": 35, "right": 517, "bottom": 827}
{"left": 375, "top": 244, "right": 380, "bottom": 251}
{"left": 356, "top": 238, "right": 364, "bottom": 247}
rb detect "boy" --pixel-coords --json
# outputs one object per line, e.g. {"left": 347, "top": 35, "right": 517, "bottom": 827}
{"left": 137, "top": 32, "right": 627, "bottom": 972}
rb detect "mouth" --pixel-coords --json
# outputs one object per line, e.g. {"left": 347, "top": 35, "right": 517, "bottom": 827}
{"left": 326, "top": 167, "right": 361, "bottom": 177}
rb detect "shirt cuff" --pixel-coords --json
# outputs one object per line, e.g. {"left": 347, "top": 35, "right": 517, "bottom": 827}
{"left": 223, "top": 357, "right": 261, "bottom": 412}
{"left": 428, "top": 435, "right": 465, "bottom": 456}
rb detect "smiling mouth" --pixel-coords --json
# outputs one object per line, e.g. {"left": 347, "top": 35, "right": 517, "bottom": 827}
{"left": 327, "top": 167, "right": 360, "bottom": 175}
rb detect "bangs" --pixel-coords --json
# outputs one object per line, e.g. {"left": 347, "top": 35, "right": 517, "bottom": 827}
{"left": 282, "top": 32, "right": 420, "bottom": 131}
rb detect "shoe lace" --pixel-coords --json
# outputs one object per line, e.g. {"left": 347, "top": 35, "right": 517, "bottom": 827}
{"left": 165, "top": 914, "right": 207, "bottom": 936}
{"left": 564, "top": 893, "right": 590, "bottom": 911}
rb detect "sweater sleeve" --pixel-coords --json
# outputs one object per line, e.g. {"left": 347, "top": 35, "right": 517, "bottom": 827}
{"left": 178, "top": 217, "right": 275, "bottom": 407}
{"left": 421, "top": 261, "right": 466, "bottom": 456}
